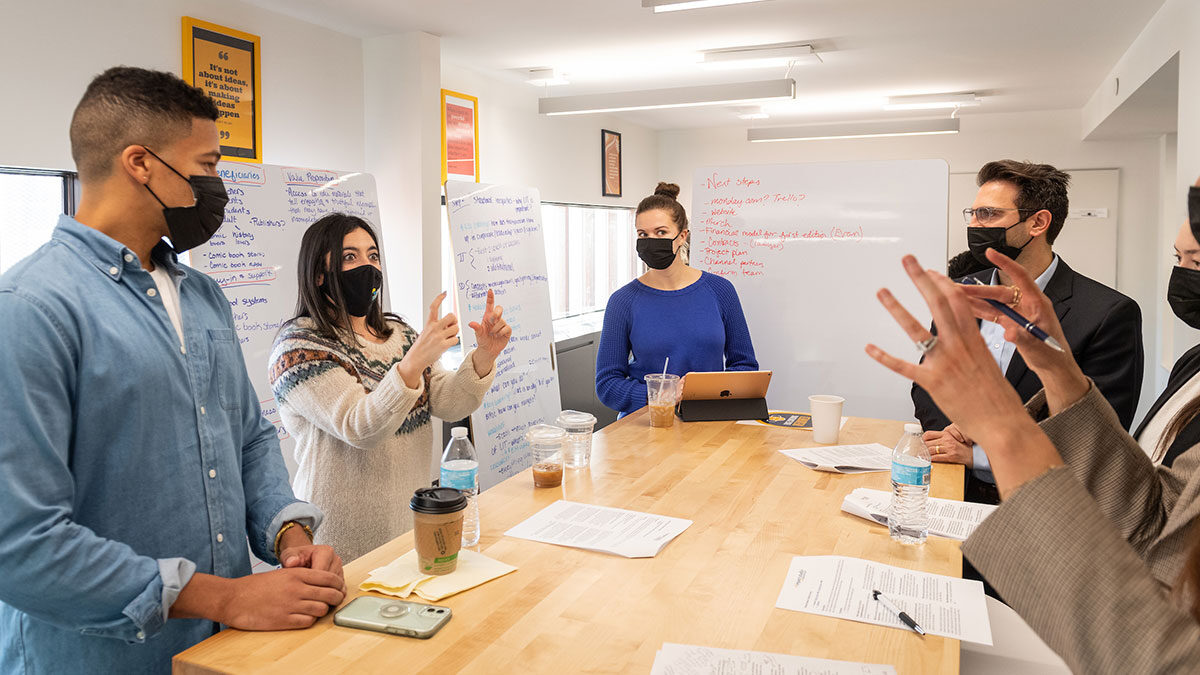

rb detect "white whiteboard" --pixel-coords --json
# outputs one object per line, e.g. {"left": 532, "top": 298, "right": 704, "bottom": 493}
{"left": 691, "top": 160, "right": 948, "bottom": 422}
{"left": 191, "top": 162, "right": 383, "bottom": 478}
{"left": 445, "top": 182, "right": 562, "bottom": 491}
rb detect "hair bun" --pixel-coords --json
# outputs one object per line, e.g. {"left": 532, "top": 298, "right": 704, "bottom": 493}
{"left": 653, "top": 182, "right": 681, "bottom": 200}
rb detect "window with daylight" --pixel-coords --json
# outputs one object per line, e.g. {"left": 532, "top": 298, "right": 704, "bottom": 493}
{"left": 442, "top": 201, "right": 641, "bottom": 321}
{"left": 0, "top": 167, "right": 76, "bottom": 275}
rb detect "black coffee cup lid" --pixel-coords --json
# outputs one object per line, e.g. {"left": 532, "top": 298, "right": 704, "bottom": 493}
{"left": 410, "top": 486, "right": 467, "bottom": 514}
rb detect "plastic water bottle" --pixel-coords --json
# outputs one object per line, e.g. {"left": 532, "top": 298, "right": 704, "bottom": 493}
{"left": 889, "top": 423, "right": 931, "bottom": 545}
{"left": 441, "top": 427, "right": 480, "bottom": 547}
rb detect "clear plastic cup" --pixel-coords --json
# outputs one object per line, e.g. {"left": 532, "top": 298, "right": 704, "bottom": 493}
{"left": 645, "top": 373, "right": 680, "bottom": 428}
{"left": 525, "top": 424, "right": 566, "bottom": 487}
{"left": 556, "top": 410, "right": 598, "bottom": 469}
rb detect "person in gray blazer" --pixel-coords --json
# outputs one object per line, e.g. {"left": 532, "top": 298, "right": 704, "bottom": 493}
{"left": 867, "top": 242, "right": 1200, "bottom": 674}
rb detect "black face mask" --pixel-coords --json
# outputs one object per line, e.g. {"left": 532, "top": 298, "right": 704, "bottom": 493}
{"left": 324, "top": 264, "right": 383, "bottom": 317}
{"left": 142, "top": 147, "right": 229, "bottom": 253}
{"left": 636, "top": 235, "right": 679, "bottom": 270}
{"left": 967, "top": 221, "right": 1034, "bottom": 266}
{"left": 1189, "top": 186, "right": 1200, "bottom": 244}
{"left": 1169, "top": 265, "right": 1200, "bottom": 329}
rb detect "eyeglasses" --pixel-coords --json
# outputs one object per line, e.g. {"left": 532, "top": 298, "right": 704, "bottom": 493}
{"left": 962, "top": 207, "right": 1041, "bottom": 225}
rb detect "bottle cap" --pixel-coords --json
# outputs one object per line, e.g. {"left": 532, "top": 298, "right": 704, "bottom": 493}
{"left": 450, "top": 426, "right": 468, "bottom": 438}
{"left": 904, "top": 423, "right": 922, "bottom": 435}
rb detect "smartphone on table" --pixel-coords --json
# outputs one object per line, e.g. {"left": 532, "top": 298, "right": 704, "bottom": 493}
{"left": 333, "top": 595, "right": 452, "bottom": 639}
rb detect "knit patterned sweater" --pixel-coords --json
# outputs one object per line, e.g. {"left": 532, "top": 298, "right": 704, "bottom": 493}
{"left": 269, "top": 317, "right": 494, "bottom": 562}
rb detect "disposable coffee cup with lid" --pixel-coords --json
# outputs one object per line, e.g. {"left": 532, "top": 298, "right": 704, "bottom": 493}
{"left": 410, "top": 487, "right": 467, "bottom": 575}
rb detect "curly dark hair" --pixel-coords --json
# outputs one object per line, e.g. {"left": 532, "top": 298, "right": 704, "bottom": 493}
{"left": 70, "top": 66, "right": 219, "bottom": 181}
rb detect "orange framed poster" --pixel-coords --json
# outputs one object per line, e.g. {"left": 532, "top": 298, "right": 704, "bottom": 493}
{"left": 441, "top": 89, "right": 479, "bottom": 183}
{"left": 182, "top": 17, "right": 262, "bottom": 163}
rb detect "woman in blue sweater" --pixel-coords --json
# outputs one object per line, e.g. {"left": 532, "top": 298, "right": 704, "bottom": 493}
{"left": 596, "top": 182, "right": 759, "bottom": 415}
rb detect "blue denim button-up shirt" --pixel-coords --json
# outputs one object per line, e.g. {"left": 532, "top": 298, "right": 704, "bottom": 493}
{"left": 0, "top": 216, "right": 321, "bottom": 674}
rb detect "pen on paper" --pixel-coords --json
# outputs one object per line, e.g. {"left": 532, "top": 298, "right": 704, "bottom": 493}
{"left": 872, "top": 590, "right": 926, "bottom": 636}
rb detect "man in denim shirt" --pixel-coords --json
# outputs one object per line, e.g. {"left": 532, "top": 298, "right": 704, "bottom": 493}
{"left": 0, "top": 68, "right": 345, "bottom": 673}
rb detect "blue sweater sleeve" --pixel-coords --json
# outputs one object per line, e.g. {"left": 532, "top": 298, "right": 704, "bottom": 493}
{"left": 709, "top": 275, "right": 758, "bottom": 371}
{"left": 595, "top": 288, "right": 648, "bottom": 415}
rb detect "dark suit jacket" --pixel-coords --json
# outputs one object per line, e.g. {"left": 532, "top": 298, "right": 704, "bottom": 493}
{"left": 912, "top": 257, "right": 1144, "bottom": 433}
{"left": 1133, "top": 342, "right": 1200, "bottom": 467}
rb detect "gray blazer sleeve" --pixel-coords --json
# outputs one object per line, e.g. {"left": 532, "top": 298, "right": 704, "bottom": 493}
{"left": 962, "top": 467, "right": 1200, "bottom": 674}
{"left": 1025, "top": 384, "right": 1196, "bottom": 564}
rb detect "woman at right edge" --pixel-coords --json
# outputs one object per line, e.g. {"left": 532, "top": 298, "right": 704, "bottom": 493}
{"left": 863, "top": 181, "right": 1200, "bottom": 672}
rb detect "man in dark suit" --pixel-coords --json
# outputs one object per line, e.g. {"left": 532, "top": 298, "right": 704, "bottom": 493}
{"left": 913, "top": 160, "right": 1144, "bottom": 505}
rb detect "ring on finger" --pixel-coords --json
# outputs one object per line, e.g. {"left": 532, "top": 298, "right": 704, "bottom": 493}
{"left": 1008, "top": 285, "right": 1022, "bottom": 307}
{"left": 914, "top": 335, "right": 938, "bottom": 354}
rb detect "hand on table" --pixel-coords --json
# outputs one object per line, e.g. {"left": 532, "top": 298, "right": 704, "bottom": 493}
{"left": 280, "top": 543, "right": 345, "bottom": 593}
{"left": 922, "top": 424, "right": 973, "bottom": 467}
{"left": 219, "top": 567, "right": 346, "bottom": 630}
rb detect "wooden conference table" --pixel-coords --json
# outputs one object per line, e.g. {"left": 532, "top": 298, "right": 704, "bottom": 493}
{"left": 175, "top": 411, "right": 964, "bottom": 674}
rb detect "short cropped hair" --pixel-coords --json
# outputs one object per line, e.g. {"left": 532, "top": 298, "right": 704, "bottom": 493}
{"left": 976, "top": 160, "right": 1072, "bottom": 244}
{"left": 69, "top": 66, "right": 219, "bottom": 181}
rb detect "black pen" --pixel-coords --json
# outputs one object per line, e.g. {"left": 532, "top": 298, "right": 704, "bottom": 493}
{"left": 872, "top": 590, "right": 926, "bottom": 636}
{"left": 960, "top": 277, "right": 1065, "bottom": 353}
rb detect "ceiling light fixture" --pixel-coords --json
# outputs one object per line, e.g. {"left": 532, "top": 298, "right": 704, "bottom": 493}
{"left": 539, "top": 78, "right": 795, "bottom": 116}
{"left": 525, "top": 68, "right": 569, "bottom": 87}
{"left": 642, "top": 0, "right": 770, "bottom": 12}
{"left": 883, "top": 93, "right": 980, "bottom": 111}
{"left": 700, "top": 42, "right": 818, "bottom": 70}
{"left": 747, "top": 118, "right": 960, "bottom": 142}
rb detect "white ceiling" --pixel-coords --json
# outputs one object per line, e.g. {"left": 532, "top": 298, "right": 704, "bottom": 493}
{"left": 244, "top": 0, "right": 1166, "bottom": 130}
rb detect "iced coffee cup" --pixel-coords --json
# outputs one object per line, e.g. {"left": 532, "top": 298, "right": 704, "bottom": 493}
{"left": 525, "top": 424, "right": 565, "bottom": 488}
{"left": 410, "top": 486, "right": 467, "bottom": 575}
{"left": 645, "top": 373, "right": 680, "bottom": 428}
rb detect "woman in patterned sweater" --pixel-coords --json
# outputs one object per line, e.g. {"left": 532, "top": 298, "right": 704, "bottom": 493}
{"left": 269, "top": 213, "right": 511, "bottom": 562}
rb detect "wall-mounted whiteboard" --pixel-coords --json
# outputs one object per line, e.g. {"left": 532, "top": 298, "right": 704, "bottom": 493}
{"left": 691, "top": 160, "right": 948, "bottom": 422}
{"left": 190, "top": 162, "right": 383, "bottom": 478}
{"left": 445, "top": 181, "right": 561, "bottom": 491}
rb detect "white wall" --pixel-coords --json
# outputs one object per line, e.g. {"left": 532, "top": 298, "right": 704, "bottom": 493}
{"left": 658, "top": 109, "right": 1163, "bottom": 417}
{"left": 1082, "top": 0, "right": 1200, "bottom": 375}
{"left": 0, "top": 0, "right": 365, "bottom": 173}
{"left": 441, "top": 63, "right": 659, "bottom": 208}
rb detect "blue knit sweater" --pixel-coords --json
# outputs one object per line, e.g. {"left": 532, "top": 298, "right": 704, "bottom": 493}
{"left": 596, "top": 271, "right": 758, "bottom": 414}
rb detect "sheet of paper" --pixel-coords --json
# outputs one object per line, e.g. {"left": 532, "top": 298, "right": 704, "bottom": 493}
{"left": 504, "top": 500, "right": 692, "bottom": 558}
{"left": 775, "top": 555, "right": 992, "bottom": 645}
{"left": 841, "top": 488, "right": 999, "bottom": 541}
{"left": 649, "top": 643, "right": 897, "bottom": 675}
{"left": 738, "top": 414, "right": 848, "bottom": 429}
{"left": 779, "top": 443, "right": 892, "bottom": 473}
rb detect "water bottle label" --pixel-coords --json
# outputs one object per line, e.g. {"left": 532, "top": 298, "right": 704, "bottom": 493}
{"left": 441, "top": 466, "right": 476, "bottom": 491}
{"left": 891, "top": 461, "right": 930, "bottom": 486}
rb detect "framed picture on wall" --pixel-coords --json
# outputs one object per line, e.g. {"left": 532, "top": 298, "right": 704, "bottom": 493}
{"left": 182, "top": 17, "right": 262, "bottom": 162}
{"left": 441, "top": 89, "right": 480, "bottom": 183}
{"left": 602, "top": 129, "right": 621, "bottom": 197}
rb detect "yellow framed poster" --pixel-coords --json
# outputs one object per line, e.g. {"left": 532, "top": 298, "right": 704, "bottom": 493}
{"left": 182, "top": 17, "right": 262, "bottom": 163}
{"left": 441, "top": 89, "right": 479, "bottom": 183}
